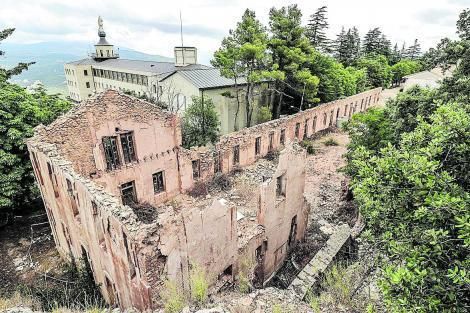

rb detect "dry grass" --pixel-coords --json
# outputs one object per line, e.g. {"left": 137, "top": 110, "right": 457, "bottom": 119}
{"left": 0, "top": 292, "right": 41, "bottom": 310}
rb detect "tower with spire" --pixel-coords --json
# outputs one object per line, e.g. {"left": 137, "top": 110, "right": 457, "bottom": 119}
{"left": 93, "top": 16, "right": 118, "bottom": 61}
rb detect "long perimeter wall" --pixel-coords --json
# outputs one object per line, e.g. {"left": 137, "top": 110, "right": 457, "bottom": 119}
{"left": 178, "top": 87, "right": 382, "bottom": 191}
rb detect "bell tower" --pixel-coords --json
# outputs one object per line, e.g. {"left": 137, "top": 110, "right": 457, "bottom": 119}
{"left": 93, "top": 16, "right": 118, "bottom": 61}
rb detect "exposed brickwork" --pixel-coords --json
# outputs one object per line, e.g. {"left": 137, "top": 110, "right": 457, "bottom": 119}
{"left": 27, "top": 87, "right": 381, "bottom": 310}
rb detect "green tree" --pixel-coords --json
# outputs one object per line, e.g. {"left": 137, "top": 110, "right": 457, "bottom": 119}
{"left": 457, "top": 8, "right": 470, "bottom": 41}
{"left": 212, "top": 9, "right": 269, "bottom": 127}
{"left": 306, "top": 6, "right": 331, "bottom": 52}
{"left": 348, "top": 104, "right": 469, "bottom": 312}
{"left": 269, "top": 5, "right": 318, "bottom": 118}
{"left": 390, "top": 59, "right": 422, "bottom": 86}
{"left": 334, "top": 27, "right": 361, "bottom": 66}
{"left": 181, "top": 96, "right": 219, "bottom": 148}
{"left": 309, "top": 51, "right": 366, "bottom": 102}
{"left": 356, "top": 54, "right": 392, "bottom": 88}
{"left": 389, "top": 43, "right": 402, "bottom": 65}
{"left": 362, "top": 28, "right": 391, "bottom": 57}
{"left": 404, "top": 38, "right": 421, "bottom": 60}
{"left": 267, "top": 4, "right": 319, "bottom": 116}
{"left": 0, "top": 29, "right": 71, "bottom": 225}
{"left": 0, "top": 28, "right": 34, "bottom": 80}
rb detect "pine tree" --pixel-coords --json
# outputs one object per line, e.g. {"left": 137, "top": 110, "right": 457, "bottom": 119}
{"left": 351, "top": 26, "right": 361, "bottom": 61}
{"left": 378, "top": 34, "right": 392, "bottom": 58}
{"left": 389, "top": 43, "right": 401, "bottom": 64}
{"left": 334, "top": 27, "right": 360, "bottom": 66}
{"left": 362, "top": 27, "right": 382, "bottom": 55}
{"left": 212, "top": 9, "right": 270, "bottom": 127}
{"left": 405, "top": 39, "right": 421, "bottom": 60}
{"left": 0, "top": 28, "right": 34, "bottom": 79}
{"left": 306, "top": 6, "right": 330, "bottom": 52}
{"left": 268, "top": 4, "right": 319, "bottom": 117}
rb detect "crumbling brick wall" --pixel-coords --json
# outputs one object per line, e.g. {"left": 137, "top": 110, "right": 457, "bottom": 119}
{"left": 178, "top": 87, "right": 382, "bottom": 192}
{"left": 27, "top": 140, "right": 152, "bottom": 310}
{"left": 27, "top": 87, "right": 380, "bottom": 310}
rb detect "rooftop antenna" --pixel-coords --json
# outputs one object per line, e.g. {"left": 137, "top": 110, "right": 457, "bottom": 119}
{"left": 180, "top": 10, "right": 185, "bottom": 65}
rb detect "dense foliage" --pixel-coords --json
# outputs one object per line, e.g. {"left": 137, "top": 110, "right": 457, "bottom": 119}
{"left": 0, "top": 29, "right": 71, "bottom": 224}
{"left": 181, "top": 96, "right": 219, "bottom": 148}
{"left": 344, "top": 11, "right": 470, "bottom": 312}
{"left": 212, "top": 5, "right": 423, "bottom": 120}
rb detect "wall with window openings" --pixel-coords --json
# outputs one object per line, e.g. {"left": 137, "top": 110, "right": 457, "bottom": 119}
{"left": 177, "top": 87, "right": 382, "bottom": 192}
{"left": 27, "top": 143, "right": 150, "bottom": 309}
{"left": 27, "top": 86, "right": 381, "bottom": 310}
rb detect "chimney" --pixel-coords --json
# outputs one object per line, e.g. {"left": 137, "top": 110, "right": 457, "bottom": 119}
{"left": 174, "top": 47, "right": 197, "bottom": 66}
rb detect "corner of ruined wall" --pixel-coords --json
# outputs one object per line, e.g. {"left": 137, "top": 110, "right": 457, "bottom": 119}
{"left": 27, "top": 133, "right": 155, "bottom": 310}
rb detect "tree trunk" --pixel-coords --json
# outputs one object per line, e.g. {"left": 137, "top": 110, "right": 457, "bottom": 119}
{"left": 245, "top": 84, "right": 252, "bottom": 127}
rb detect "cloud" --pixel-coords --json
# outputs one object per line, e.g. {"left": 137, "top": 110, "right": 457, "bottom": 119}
{"left": 416, "top": 8, "right": 456, "bottom": 26}
{"left": 0, "top": 0, "right": 466, "bottom": 64}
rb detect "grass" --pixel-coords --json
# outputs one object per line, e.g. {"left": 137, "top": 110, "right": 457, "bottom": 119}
{"left": 0, "top": 292, "right": 41, "bottom": 310}
{"left": 237, "top": 256, "right": 254, "bottom": 293}
{"left": 323, "top": 137, "right": 339, "bottom": 146}
{"left": 161, "top": 280, "right": 186, "bottom": 313}
{"left": 190, "top": 265, "right": 208, "bottom": 305}
{"left": 300, "top": 140, "right": 317, "bottom": 155}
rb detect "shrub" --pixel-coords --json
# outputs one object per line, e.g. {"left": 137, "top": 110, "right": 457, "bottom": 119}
{"left": 323, "top": 138, "right": 339, "bottom": 146}
{"left": 190, "top": 265, "right": 208, "bottom": 305}
{"left": 18, "top": 259, "right": 105, "bottom": 311}
{"left": 161, "top": 280, "right": 185, "bottom": 313}
{"left": 256, "top": 106, "right": 272, "bottom": 124}
{"left": 300, "top": 140, "right": 316, "bottom": 155}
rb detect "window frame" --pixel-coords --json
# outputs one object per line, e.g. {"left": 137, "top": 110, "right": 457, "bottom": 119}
{"left": 121, "top": 181, "right": 137, "bottom": 206}
{"left": 120, "top": 132, "right": 137, "bottom": 164}
{"left": 152, "top": 171, "right": 165, "bottom": 194}
{"left": 102, "top": 136, "right": 121, "bottom": 170}
{"left": 233, "top": 145, "right": 240, "bottom": 165}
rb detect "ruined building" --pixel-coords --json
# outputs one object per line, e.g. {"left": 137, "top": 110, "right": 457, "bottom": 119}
{"left": 27, "top": 87, "right": 381, "bottom": 310}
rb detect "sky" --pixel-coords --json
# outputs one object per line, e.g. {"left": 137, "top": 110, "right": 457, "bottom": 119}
{"left": 0, "top": 0, "right": 468, "bottom": 64}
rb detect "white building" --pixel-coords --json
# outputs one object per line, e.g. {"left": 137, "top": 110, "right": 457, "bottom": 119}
{"left": 64, "top": 17, "right": 268, "bottom": 134}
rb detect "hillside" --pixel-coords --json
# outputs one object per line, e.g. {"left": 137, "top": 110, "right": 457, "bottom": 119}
{"left": 0, "top": 41, "right": 172, "bottom": 94}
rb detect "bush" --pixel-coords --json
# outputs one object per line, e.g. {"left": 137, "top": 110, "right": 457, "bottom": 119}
{"left": 161, "top": 280, "right": 185, "bottom": 313}
{"left": 18, "top": 259, "right": 105, "bottom": 311}
{"left": 323, "top": 138, "right": 339, "bottom": 146}
{"left": 190, "top": 265, "right": 208, "bottom": 305}
{"left": 256, "top": 106, "right": 272, "bottom": 124}
{"left": 300, "top": 140, "right": 316, "bottom": 154}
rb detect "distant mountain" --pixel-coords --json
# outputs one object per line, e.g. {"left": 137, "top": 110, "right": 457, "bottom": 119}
{"left": 0, "top": 41, "right": 173, "bottom": 95}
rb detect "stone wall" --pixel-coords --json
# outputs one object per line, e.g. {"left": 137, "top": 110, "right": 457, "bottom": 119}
{"left": 178, "top": 87, "right": 381, "bottom": 192}
{"left": 27, "top": 87, "right": 380, "bottom": 310}
{"left": 27, "top": 141, "right": 151, "bottom": 310}
{"left": 287, "top": 224, "right": 352, "bottom": 299}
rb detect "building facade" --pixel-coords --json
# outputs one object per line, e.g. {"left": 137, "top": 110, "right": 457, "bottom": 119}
{"left": 27, "top": 87, "right": 381, "bottom": 310}
{"left": 64, "top": 17, "right": 268, "bottom": 135}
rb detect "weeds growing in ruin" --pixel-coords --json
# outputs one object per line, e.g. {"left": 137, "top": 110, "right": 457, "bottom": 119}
{"left": 161, "top": 280, "right": 186, "bottom": 313}
{"left": 237, "top": 256, "right": 254, "bottom": 294}
{"left": 0, "top": 291, "right": 41, "bottom": 311}
{"left": 300, "top": 140, "right": 316, "bottom": 155}
{"left": 13, "top": 259, "right": 105, "bottom": 312}
{"left": 305, "top": 263, "right": 380, "bottom": 312}
{"left": 190, "top": 264, "right": 208, "bottom": 305}
{"left": 323, "top": 138, "right": 339, "bottom": 146}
